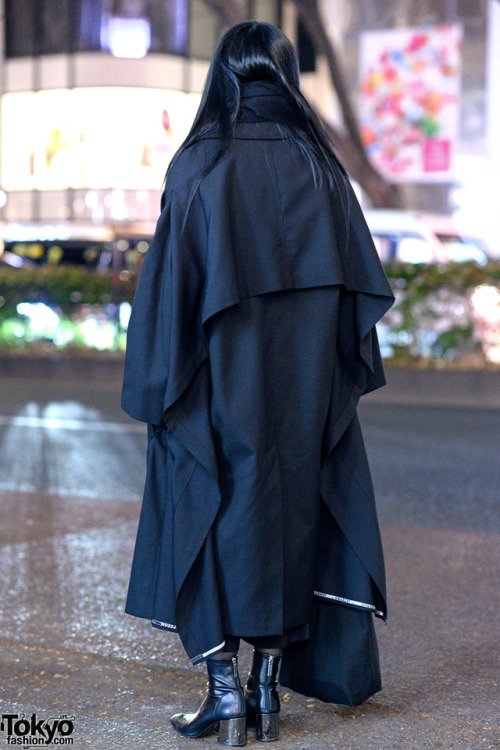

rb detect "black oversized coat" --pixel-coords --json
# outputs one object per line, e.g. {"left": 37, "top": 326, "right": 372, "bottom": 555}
{"left": 121, "top": 114, "right": 395, "bottom": 705}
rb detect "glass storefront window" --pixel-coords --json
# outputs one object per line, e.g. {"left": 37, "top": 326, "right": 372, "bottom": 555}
{"left": 4, "top": 0, "right": 189, "bottom": 58}
{"left": 4, "top": 0, "right": 283, "bottom": 60}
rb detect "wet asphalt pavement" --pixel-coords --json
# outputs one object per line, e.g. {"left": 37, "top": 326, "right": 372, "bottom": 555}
{"left": 0, "top": 360, "right": 499, "bottom": 750}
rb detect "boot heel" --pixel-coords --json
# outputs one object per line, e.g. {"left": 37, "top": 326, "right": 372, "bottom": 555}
{"left": 218, "top": 716, "right": 247, "bottom": 746}
{"left": 256, "top": 712, "right": 279, "bottom": 742}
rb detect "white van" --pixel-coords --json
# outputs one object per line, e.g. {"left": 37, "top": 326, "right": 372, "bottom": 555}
{"left": 363, "top": 210, "right": 489, "bottom": 265}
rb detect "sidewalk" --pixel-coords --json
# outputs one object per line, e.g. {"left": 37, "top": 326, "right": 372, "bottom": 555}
{"left": 0, "top": 357, "right": 499, "bottom": 749}
{"left": 0, "top": 511, "right": 498, "bottom": 750}
{"left": 0, "top": 505, "right": 497, "bottom": 750}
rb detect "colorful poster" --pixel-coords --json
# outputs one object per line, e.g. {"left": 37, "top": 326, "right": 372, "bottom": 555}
{"left": 1, "top": 87, "right": 201, "bottom": 191}
{"left": 360, "top": 24, "right": 462, "bottom": 182}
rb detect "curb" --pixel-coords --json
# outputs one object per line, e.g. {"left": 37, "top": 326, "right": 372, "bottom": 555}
{"left": 365, "top": 366, "right": 500, "bottom": 409}
{"left": 0, "top": 355, "right": 125, "bottom": 382}
{"left": 1, "top": 357, "right": 499, "bottom": 408}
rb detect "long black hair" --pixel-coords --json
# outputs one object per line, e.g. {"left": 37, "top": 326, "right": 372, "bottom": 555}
{"left": 167, "top": 21, "right": 348, "bottom": 228}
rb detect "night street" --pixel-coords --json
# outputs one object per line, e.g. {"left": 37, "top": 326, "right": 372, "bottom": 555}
{"left": 0, "top": 362, "right": 498, "bottom": 749}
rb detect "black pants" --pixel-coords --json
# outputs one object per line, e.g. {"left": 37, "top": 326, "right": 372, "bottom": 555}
{"left": 223, "top": 634, "right": 287, "bottom": 652}
{"left": 223, "top": 620, "right": 310, "bottom": 652}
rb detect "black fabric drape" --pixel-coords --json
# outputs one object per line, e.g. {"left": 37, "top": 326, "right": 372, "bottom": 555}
{"left": 122, "top": 85, "right": 394, "bottom": 700}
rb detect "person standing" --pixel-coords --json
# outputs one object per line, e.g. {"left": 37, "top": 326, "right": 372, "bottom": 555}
{"left": 121, "top": 21, "right": 394, "bottom": 746}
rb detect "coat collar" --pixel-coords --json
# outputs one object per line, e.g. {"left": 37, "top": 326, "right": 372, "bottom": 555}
{"left": 237, "top": 80, "right": 300, "bottom": 127}
{"left": 198, "top": 80, "right": 299, "bottom": 141}
{"left": 199, "top": 121, "right": 287, "bottom": 141}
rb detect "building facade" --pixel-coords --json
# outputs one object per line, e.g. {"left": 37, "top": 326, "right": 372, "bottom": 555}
{"left": 0, "top": 0, "right": 498, "bottom": 251}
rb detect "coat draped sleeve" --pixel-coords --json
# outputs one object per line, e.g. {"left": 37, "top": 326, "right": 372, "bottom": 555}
{"left": 121, "top": 166, "right": 229, "bottom": 662}
{"left": 121, "top": 131, "right": 395, "bottom": 688}
{"left": 121, "top": 184, "right": 209, "bottom": 434}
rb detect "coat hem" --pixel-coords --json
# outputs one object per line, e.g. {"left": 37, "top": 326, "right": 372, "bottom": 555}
{"left": 190, "top": 641, "right": 226, "bottom": 664}
{"left": 151, "top": 618, "right": 178, "bottom": 632}
{"left": 150, "top": 619, "right": 228, "bottom": 664}
{"left": 314, "top": 590, "right": 385, "bottom": 620}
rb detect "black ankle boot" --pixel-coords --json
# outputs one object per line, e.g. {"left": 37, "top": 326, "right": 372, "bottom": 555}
{"left": 244, "top": 650, "right": 281, "bottom": 742}
{"left": 170, "top": 656, "right": 247, "bottom": 746}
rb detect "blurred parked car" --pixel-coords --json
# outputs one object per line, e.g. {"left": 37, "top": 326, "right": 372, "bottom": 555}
{"left": 0, "top": 222, "right": 151, "bottom": 275}
{"left": 0, "top": 249, "right": 37, "bottom": 268}
{"left": 364, "top": 210, "right": 490, "bottom": 265}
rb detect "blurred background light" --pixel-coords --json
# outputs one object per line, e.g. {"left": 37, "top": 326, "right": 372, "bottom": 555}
{"left": 4, "top": 223, "right": 72, "bottom": 242}
{"left": 85, "top": 191, "right": 99, "bottom": 209}
{"left": 471, "top": 285, "right": 500, "bottom": 324}
{"left": 80, "top": 317, "right": 116, "bottom": 350}
{"left": 101, "top": 17, "right": 151, "bottom": 59}
{"left": 17, "top": 302, "right": 60, "bottom": 334}
{"left": 119, "top": 302, "right": 132, "bottom": 329}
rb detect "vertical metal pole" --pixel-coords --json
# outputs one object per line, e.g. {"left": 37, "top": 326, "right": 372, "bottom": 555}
{"left": 67, "top": 0, "right": 78, "bottom": 224}
{"left": 183, "top": 0, "right": 193, "bottom": 93}
{"left": 32, "top": 0, "right": 41, "bottom": 224}
{"left": 0, "top": 0, "right": 5, "bottom": 223}
{"left": 446, "top": 0, "right": 458, "bottom": 23}
{"left": 486, "top": 0, "right": 500, "bottom": 251}
{"left": 276, "top": 0, "right": 283, "bottom": 30}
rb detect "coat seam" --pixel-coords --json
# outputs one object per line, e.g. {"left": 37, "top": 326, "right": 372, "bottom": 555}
{"left": 173, "top": 462, "right": 198, "bottom": 510}
{"left": 336, "top": 441, "right": 374, "bottom": 500}
{"left": 326, "top": 426, "right": 386, "bottom": 615}
{"left": 269, "top": 301, "right": 286, "bottom": 633}
{"left": 264, "top": 142, "right": 291, "bottom": 284}
{"left": 343, "top": 174, "right": 352, "bottom": 252}
{"left": 167, "top": 402, "right": 216, "bottom": 464}
{"left": 197, "top": 185, "right": 211, "bottom": 266}
{"left": 150, "top": 431, "right": 169, "bottom": 620}
{"left": 165, "top": 339, "right": 208, "bottom": 413}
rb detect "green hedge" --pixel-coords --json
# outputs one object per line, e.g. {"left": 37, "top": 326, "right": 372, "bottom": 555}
{"left": 0, "top": 266, "right": 136, "bottom": 352}
{"left": 381, "top": 260, "right": 500, "bottom": 364}
{"left": 384, "top": 260, "right": 500, "bottom": 288}
{"left": 0, "top": 265, "right": 135, "bottom": 318}
{"left": 3, "top": 260, "right": 497, "bottom": 309}
{"left": 1, "top": 261, "right": 499, "bottom": 364}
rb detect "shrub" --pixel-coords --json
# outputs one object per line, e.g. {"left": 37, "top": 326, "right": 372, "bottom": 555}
{"left": 1, "top": 261, "right": 500, "bottom": 364}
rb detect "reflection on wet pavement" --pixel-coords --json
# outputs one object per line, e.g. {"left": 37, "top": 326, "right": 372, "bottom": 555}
{"left": 0, "top": 401, "right": 145, "bottom": 499}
